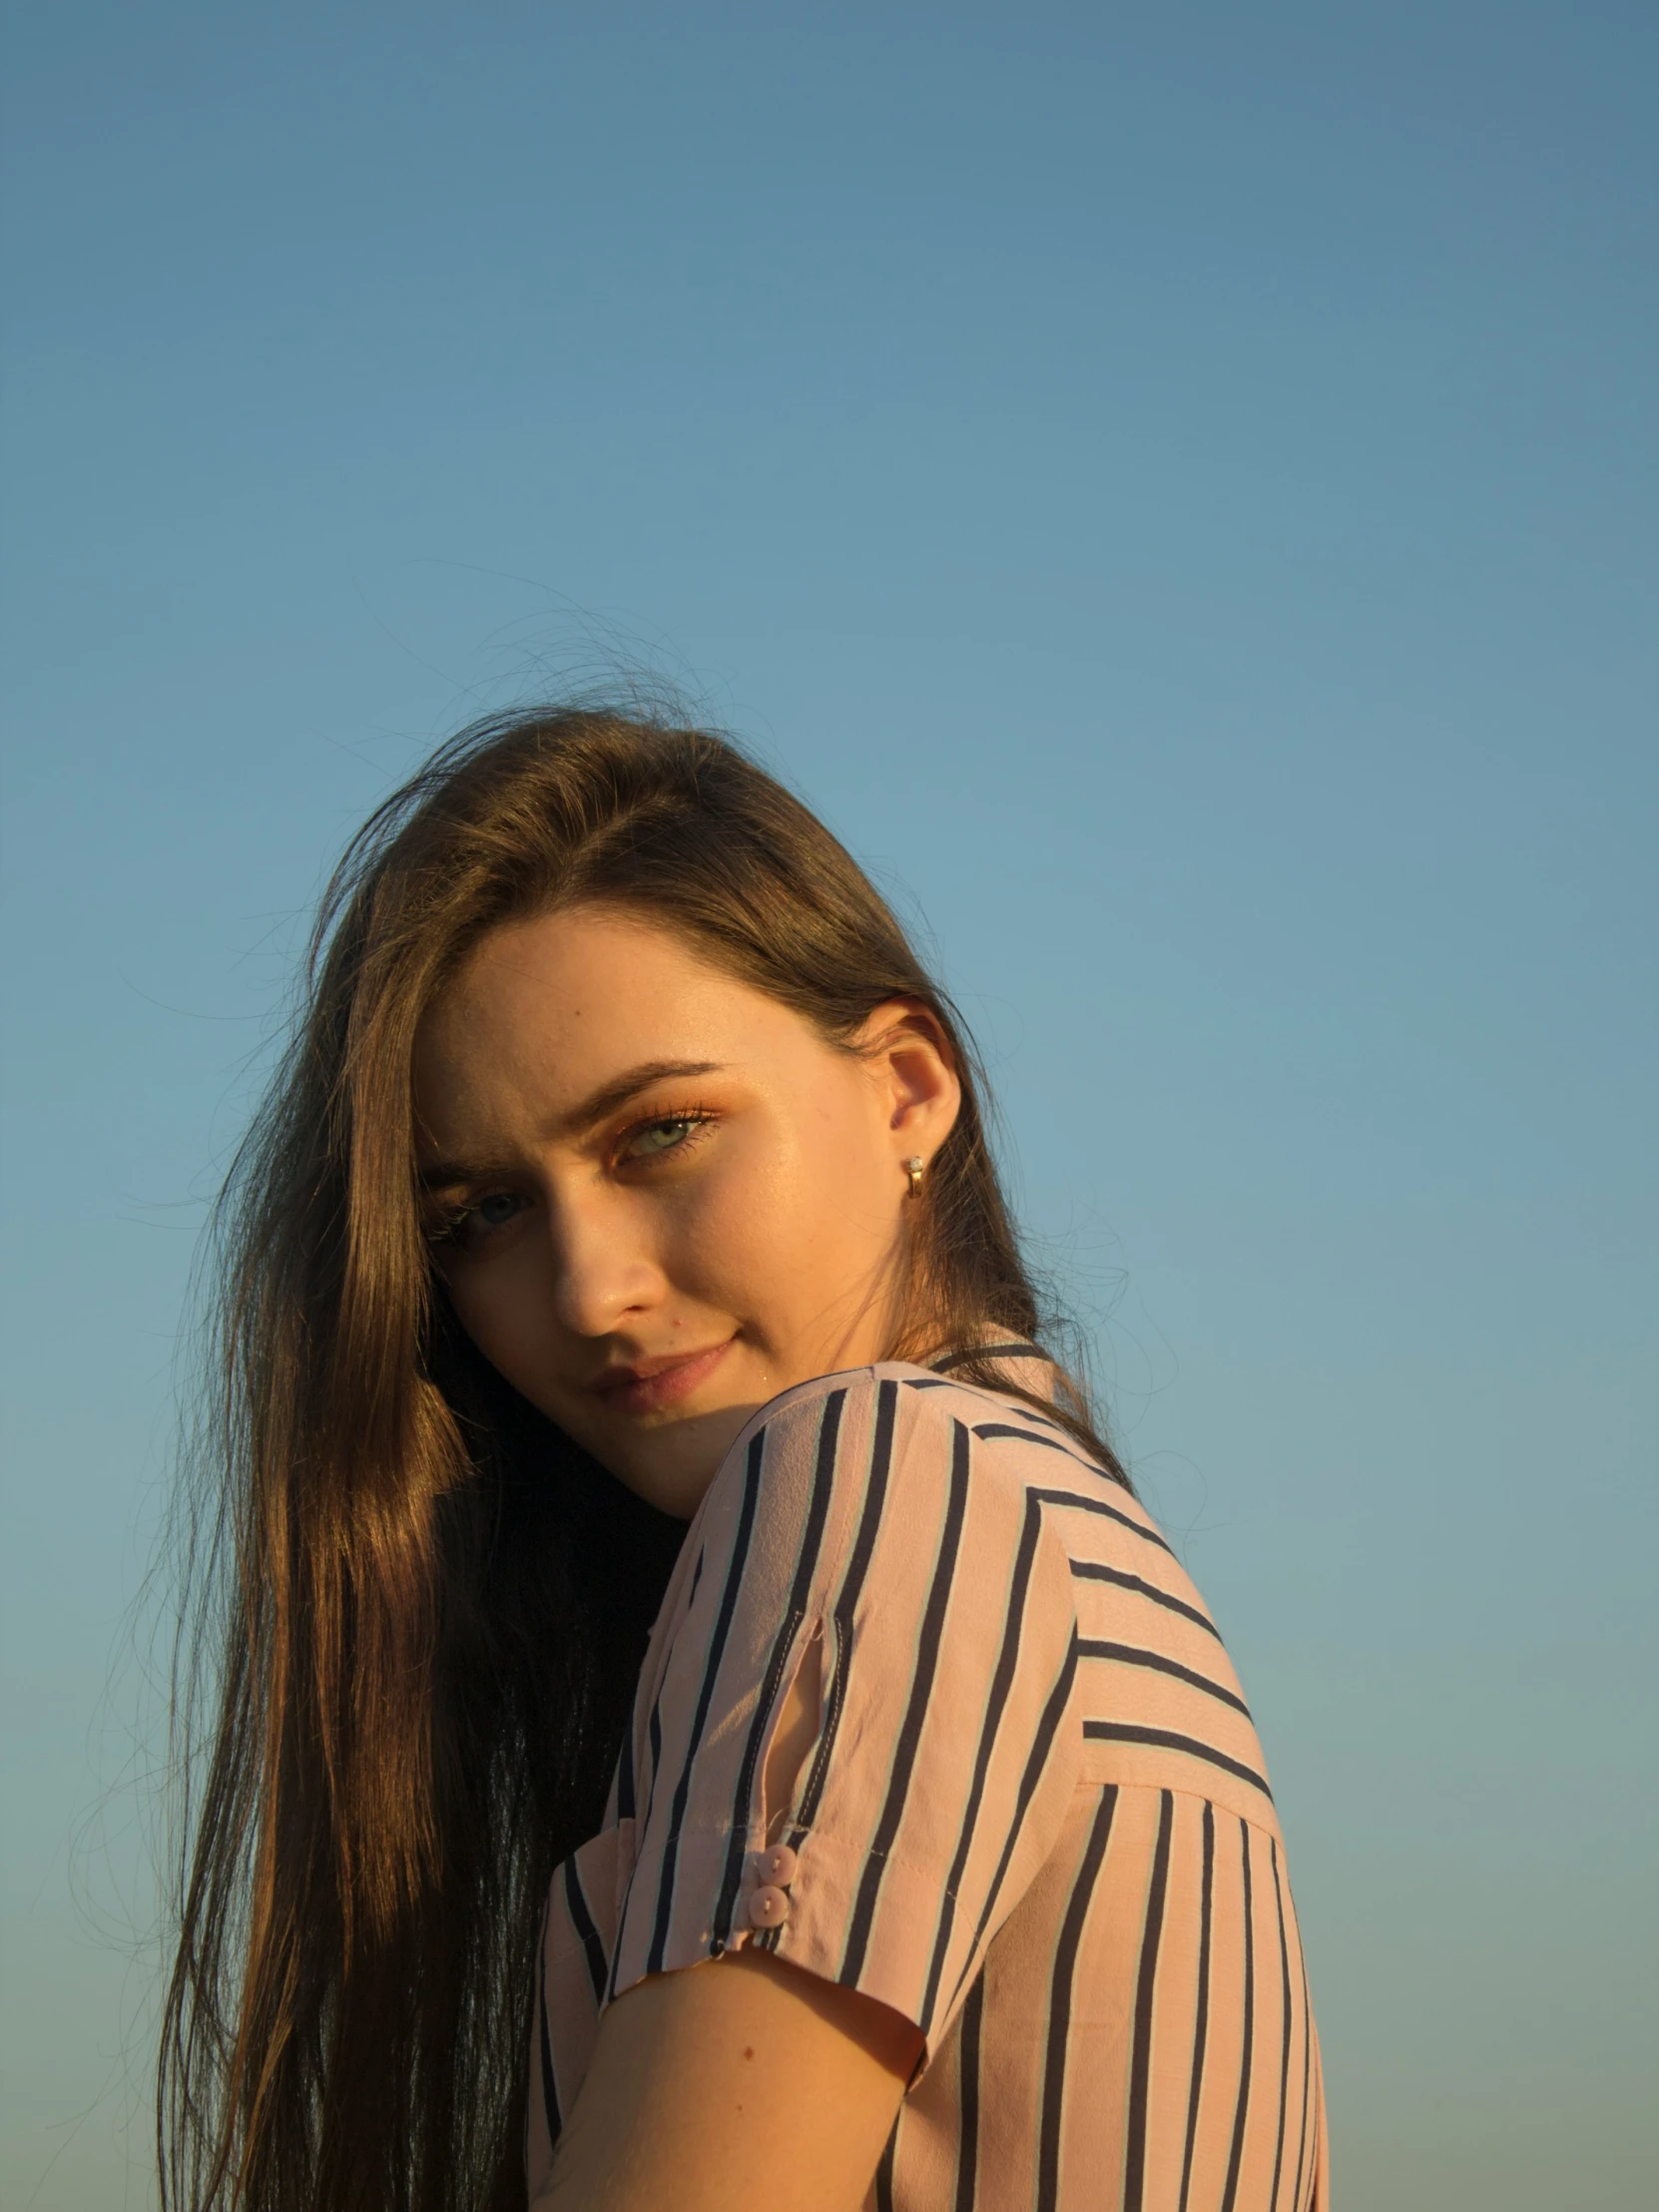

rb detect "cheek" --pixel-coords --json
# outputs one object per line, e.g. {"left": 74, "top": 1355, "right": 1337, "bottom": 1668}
{"left": 666, "top": 1105, "right": 896, "bottom": 1311}
{"left": 441, "top": 1251, "right": 554, "bottom": 1389}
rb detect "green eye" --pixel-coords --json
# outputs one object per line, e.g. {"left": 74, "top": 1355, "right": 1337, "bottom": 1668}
{"left": 634, "top": 1118, "right": 690, "bottom": 1154}
{"left": 621, "top": 1115, "right": 704, "bottom": 1162}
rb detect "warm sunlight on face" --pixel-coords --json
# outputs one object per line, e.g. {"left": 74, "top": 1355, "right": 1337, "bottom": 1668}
{"left": 411, "top": 905, "right": 961, "bottom": 1516}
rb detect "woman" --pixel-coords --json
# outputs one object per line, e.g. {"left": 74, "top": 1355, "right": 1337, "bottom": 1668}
{"left": 161, "top": 708, "right": 1328, "bottom": 2211}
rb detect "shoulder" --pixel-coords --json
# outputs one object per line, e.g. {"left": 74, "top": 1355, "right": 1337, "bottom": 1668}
{"left": 709, "top": 1363, "right": 1048, "bottom": 1522}
{"left": 699, "top": 1363, "right": 1124, "bottom": 1617}
{"left": 610, "top": 1379, "right": 1094, "bottom": 2043}
{"left": 694, "top": 1366, "right": 960, "bottom": 1578}
{"left": 709, "top": 1360, "right": 1148, "bottom": 1529}
{"left": 723, "top": 1358, "right": 1096, "bottom": 1465}
{"left": 679, "top": 1366, "right": 1044, "bottom": 1607}
{"left": 708, "top": 1363, "right": 947, "bottom": 1507}
{"left": 685, "top": 1364, "right": 1183, "bottom": 1651}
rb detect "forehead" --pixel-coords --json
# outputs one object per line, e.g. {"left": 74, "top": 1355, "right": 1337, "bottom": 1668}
{"left": 410, "top": 905, "right": 816, "bottom": 1144}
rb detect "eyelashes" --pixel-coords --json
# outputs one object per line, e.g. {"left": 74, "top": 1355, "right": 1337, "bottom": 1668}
{"left": 423, "top": 1104, "right": 720, "bottom": 1253}
{"left": 423, "top": 1191, "right": 524, "bottom": 1251}
{"left": 614, "top": 1107, "right": 717, "bottom": 1166}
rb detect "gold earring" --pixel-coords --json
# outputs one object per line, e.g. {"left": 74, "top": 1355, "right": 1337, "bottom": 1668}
{"left": 904, "top": 1155, "right": 924, "bottom": 1199}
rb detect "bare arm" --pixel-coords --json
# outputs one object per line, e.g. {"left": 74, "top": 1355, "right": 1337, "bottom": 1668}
{"left": 533, "top": 1652, "right": 920, "bottom": 2210}
{"left": 533, "top": 1945, "right": 922, "bottom": 2212}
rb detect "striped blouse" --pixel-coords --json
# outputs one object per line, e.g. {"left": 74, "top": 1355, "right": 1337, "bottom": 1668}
{"left": 527, "top": 1363, "right": 1329, "bottom": 2210}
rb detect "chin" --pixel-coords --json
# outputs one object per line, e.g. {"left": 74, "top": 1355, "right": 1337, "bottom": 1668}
{"left": 633, "top": 1409, "right": 753, "bottom": 1500}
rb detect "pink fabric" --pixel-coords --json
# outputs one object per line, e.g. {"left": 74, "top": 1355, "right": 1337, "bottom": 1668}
{"left": 528, "top": 1365, "right": 1329, "bottom": 2209}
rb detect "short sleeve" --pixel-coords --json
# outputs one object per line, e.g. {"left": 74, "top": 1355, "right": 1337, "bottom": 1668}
{"left": 607, "top": 1368, "right": 1082, "bottom": 2059}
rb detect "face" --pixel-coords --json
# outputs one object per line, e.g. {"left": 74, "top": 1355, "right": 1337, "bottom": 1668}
{"left": 411, "top": 904, "right": 961, "bottom": 1517}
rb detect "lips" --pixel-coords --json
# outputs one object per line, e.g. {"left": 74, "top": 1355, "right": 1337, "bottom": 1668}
{"left": 589, "top": 1339, "right": 734, "bottom": 1417}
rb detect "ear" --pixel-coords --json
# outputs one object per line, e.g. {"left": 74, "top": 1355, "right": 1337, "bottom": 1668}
{"left": 851, "top": 999, "right": 962, "bottom": 1176}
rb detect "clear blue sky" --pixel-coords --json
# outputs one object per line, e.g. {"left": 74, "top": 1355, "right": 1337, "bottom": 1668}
{"left": 2, "top": 4, "right": 1654, "bottom": 2205}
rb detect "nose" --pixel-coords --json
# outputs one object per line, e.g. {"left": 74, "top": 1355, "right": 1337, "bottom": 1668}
{"left": 544, "top": 1184, "right": 665, "bottom": 1340}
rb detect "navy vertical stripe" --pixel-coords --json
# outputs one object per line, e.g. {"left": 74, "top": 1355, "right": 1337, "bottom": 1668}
{"left": 537, "top": 1991, "right": 559, "bottom": 2149}
{"left": 1177, "top": 1800, "right": 1216, "bottom": 2212}
{"left": 643, "top": 1433, "right": 767, "bottom": 1974}
{"left": 627, "top": 1544, "right": 704, "bottom": 1845}
{"left": 1292, "top": 1942, "right": 1315, "bottom": 2212}
{"left": 710, "top": 1389, "right": 846, "bottom": 1943}
{"left": 644, "top": 1703, "right": 663, "bottom": 1810}
{"left": 873, "top": 2117, "right": 899, "bottom": 2212}
{"left": 948, "top": 1627, "right": 1079, "bottom": 2019}
{"left": 920, "top": 1489, "right": 1048, "bottom": 2024}
{"left": 1269, "top": 1839, "right": 1294, "bottom": 2212}
{"left": 834, "top": 1380, "right": 900, "bottom": 1617}
{"left": 562, "top": 1855, "right": 607, "bottom": 2004}
{"left": 780, "top": 1618, "right": 848, "bottom": 1863}
{"left": 1036, "top": 1786, "right": 1118, "bottom": 2207}
{"left": 532, "top": 1895, "right": 560, "bottom": 2150}
{"left": 1219, "top": 1819, "right": 1257, "bottom": 2212}
{"left": 954, "top": 1970, "right": 986, "bottom": 2212}
{"left": 784, "top": 1380, "right": 900, "bottom": 1842}
{"left": 609, "top": 1709, "right": 665, "bottom": 2001}
{"left": 1123, "top": 1789, "right": 1175, "bottom": 2212}
{"left": 840, "top": 1417, "right": 973, "bottom": 1981}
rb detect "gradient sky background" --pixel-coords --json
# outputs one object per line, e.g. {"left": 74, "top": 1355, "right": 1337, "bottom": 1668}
{"left": 2, "top": 4, "right": 1655, "bottom": 2206}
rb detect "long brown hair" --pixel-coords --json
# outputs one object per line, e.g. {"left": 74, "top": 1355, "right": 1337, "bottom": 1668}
{"left": 159, "top": 707, "right": 1127, "bottom": 2212}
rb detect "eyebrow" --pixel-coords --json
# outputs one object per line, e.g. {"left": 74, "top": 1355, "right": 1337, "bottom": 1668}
{"left": 417, "top": 1058, "right": 727, "bottom": 1189}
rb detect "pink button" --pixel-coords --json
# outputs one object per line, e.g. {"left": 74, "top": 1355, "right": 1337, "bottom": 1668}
{"left": 758, "top": 1845, "right": 799, "bottom": 1886}
{"left": 749, "top": 1884, "right": 791, "bottom": 1929}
